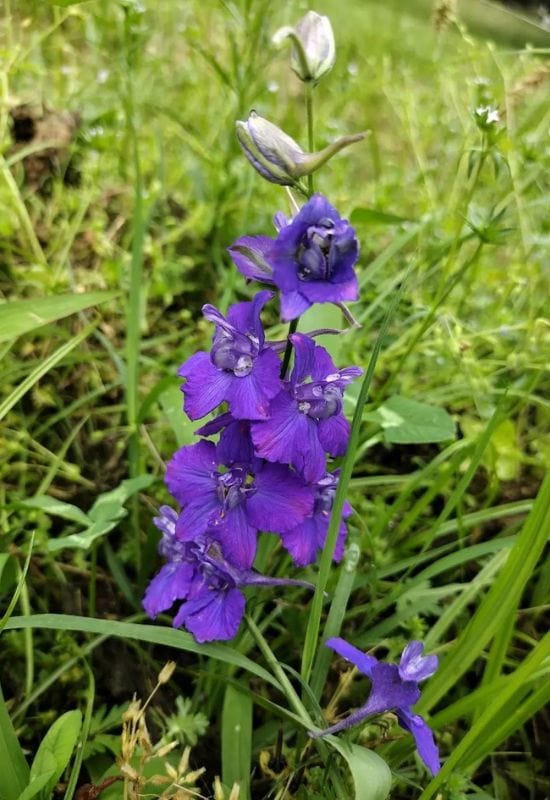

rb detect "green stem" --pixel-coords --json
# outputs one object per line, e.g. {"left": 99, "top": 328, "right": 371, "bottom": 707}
{"left": 306, "top": 82, "right": 315, "bottom": 196}
{"left": 122, "top": 9, "right": 146, "bottom": 576}
{"left": 246, "top": 615, "right": 312, "bottom": 725}
{"left": 301, "top": 289, "right": 403, "bottom": 685}
{"left": 279, "top": 317, "right": 299, "bottom": 378}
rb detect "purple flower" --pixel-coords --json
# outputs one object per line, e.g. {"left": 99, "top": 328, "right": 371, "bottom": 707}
{"left": 229, "top": 195, "right": 359, "bottom": 321}
{"left": 144, "top": 506, "right": 315, "bottom": 643}
{"left": 178, "top": 290, "right": 281, "bottom": 421}
{"left": 251, "top": 333, "right": 362, "bottom": 482}
{"left": 280, "top": 472, "right": 352, "bottom": 566}
{"left": 311, "top": 638, "right": 440, "bottom": 776}
{"left": 165, "top": 440, "right": 314, "bottom": 568}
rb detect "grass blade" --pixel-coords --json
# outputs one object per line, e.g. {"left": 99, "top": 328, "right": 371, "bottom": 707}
{"left": 222, "top": 684, "right": 252, "bottom": 800}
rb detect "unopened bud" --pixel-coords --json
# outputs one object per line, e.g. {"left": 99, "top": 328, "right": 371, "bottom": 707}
{"left": 273, "top": 11, "right": 335, "bottom": 83}
{"left": 236, "top": 112, "right": 368, "bottom": 186}
{"left": 158, "top": 660, "right": 176, "bottom": 685}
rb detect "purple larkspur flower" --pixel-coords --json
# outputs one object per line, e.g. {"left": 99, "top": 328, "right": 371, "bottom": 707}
{"left": 229, "top": 195, "right": 359, "bottom": 321}
{"left": 280, "top": 472, "right": 352, "bottom": 566}
{"left": 178, "top": 290, "right": 281, "bottom": 421}
{"left": 251, "top": 333, "right": 362, "bottom": 482}
{"left": 311, "top": 638, "right": 440, "bottom": 776}
{"left": 165, "top": 440, "right": 313, "bottom": 568}
{"left": 144, "top": 506, "right": 315, "bottom": 643}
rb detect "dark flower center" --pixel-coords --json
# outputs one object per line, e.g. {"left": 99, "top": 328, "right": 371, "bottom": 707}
{"left": 216, "top": 466, "right": 256, "bottom": 511}
{"left": 314, "top": 476, "right": 338, "bottom": 514}
{"left": 211, "top": 330, "right": 259, "bottom": 377}
{"left": 295, "top": 381, "right": 343, "bottom": 420}
{"left": 296, "top": 217, "right": 335, "bottom": 281}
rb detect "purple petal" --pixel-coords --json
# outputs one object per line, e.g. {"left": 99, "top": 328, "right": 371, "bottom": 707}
{"left": 289, "top": 333, "right": 316, "bottom": 384}
{"left": 279, "top": 517, "right": 322, "bottom": 567}
{"left": 326, "top": 637, "right": 378, "bottom": 678}
{"left": 175, "top": 496, "right": 220, "bottom": 540}
{"left": 195, "top": 411, "right": 234, "bottom": 437}
{"left": 318, "top": 414, "right": 350, "bottom": 457}
{"left": 174, "top": 586, "right": 245, "bottom": 643}
{"left": 247, "top": 462, "right": 313, "bottom": 533}
{"left": 226, "top": 289, "right": 274, "bottom": 343}
{"left": 397, "top": 709, "right": 440, "bottom": 776}
{"left": 250, "top": 391, "right": 326, "bottom": 482}
{"left": 165, "top": 440, "right": 218, "bottom": 505}
{"left": 300, "top": 274, "right": 359, "bottom": 304}
{"left": 142, "top": 562, "right": 195, "bottom": 617}
{"left": 225, "top": 348, "right": 281, "bottom": 420}
{"left": 178, "top": 351, "right": 232, "bottom": 420}
{"left": 217, "top": 419, "right": 255, "bottom": 464}
{"left": 212, "top": 504, "right": 257, "bottom": 568}
{"left": 228, "top": 236, "right": 275, "bottom": 283}
{"left": 280, "top": 289, "right": 311, "bottom": 321}
{"left": 399, "top": 642, "right": 438, "bottom": 683}
{"left": 361, "top": 663, "right": 420, "bottom": 716}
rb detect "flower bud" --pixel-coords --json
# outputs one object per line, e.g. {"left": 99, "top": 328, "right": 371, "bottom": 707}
{"left": 236, "top": 112, "right": 368, "bottom": 186}
{"left": 273, "top": 11, "right": 335, "bottom": 83}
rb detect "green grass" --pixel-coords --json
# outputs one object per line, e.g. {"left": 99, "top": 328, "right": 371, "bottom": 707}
{"left": 0, "top": 0, "right": 548, "bottom": 798}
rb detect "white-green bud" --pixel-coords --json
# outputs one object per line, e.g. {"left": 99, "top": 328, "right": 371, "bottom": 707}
{"left": 273, "top": 11, "right": 335, "bottom": 83}
{"left": 236, "top": 111, "right": 368, "bottom": 186}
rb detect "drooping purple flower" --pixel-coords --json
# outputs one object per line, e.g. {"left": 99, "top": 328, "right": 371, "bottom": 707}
{"left": 311, "top": 638, "right": 440, "bottom": 776}
{"left": 178, "top": 290, "right": 281, "bottom": 421}
{"left": 229, "top": 194, "right": 359, "bottom": 321}
{"left": 143, "top": 506, "right": 315, "bottom": 643}
{"left": 280, "top": 472, "right": 352, "bottom": 566}
{"left": 251, "top": 333, "right": 362, "bottom": 482}
{"left": 165, "top": 440, "right": 314, "bottom": 568}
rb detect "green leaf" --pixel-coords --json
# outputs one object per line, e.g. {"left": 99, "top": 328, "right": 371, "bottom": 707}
{"left": 158, "top": 383, "right": 197, "bottom": 447}
{"left": 48, "top": 475, "right": 154, "bottom": 552}
{"left": 0, "top": 555, "right": 17, "bottom": 596}
{"left": 19, "top": 497, "right": 90, "bottom": 527}
{"left": 4, "top": 615, "right": 282, "bottom": 689}
{"left": 25, "top": 710, "right": 81, "bottom": 800}
{"left": 327, "top": 738, "right": 392, "bottom": 800}
{"left": 0, "top": 291, "right": 118, "bottom": 344}
{"left": 350, "top": 206, "right": 414, "bottom": 226}
{"left": 0, "top": 682, "right": 29, "bottom": 800}
{"left": 15, "top": 752, "right": 55, "bottom": 800}
{"left": 365, "top": 395, "right": 456, "bottom": 444}
{"left": 222, "top": 684, "right": 252, "bottom": 800}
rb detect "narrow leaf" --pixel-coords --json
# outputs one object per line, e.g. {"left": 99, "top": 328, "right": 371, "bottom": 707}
{"left": 0, "top": 291, "right": 118, "bottom": 343}
{"left": 0, "top": 682, "right": 29, "bottom": 800}
{"left": 222, "top": 685, "right": 252, "bottom": 800}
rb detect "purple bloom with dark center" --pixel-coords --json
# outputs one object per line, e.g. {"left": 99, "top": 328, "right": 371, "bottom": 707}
{"left": 229, "top": 194, "right": 359, "bottom": 321}
{"left": 280, "top": 472, "right": 352, "bottom": 566}
{"left": 165, "top": 439, "right": 314, "bottom": 568}
{"left": 311, "top": 638, "right": 440, "bottom": 776}
{"left": 178, "top": 290, "right": 281, "bottom": 421}
{"left": 144, "top": 506, "right": 315, "bottom": 643}
{"left": 251, "top": 333, "right": 362, "bottom": 482}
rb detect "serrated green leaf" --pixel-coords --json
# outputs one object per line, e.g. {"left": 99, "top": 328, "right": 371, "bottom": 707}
{"left": 19, "top": 497, "right": 90, "bottom": 527}
{"left": 327, "top": 738, "right": 392, "bottom": 800}
{"left": 365, "top": 395, "right": 455, "bottom": 444}
{"left": 0, "top": 291, "right": 119, "bottom": 343}
{"left": 48, "top": 476, "right": 154, "bottom": 552}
